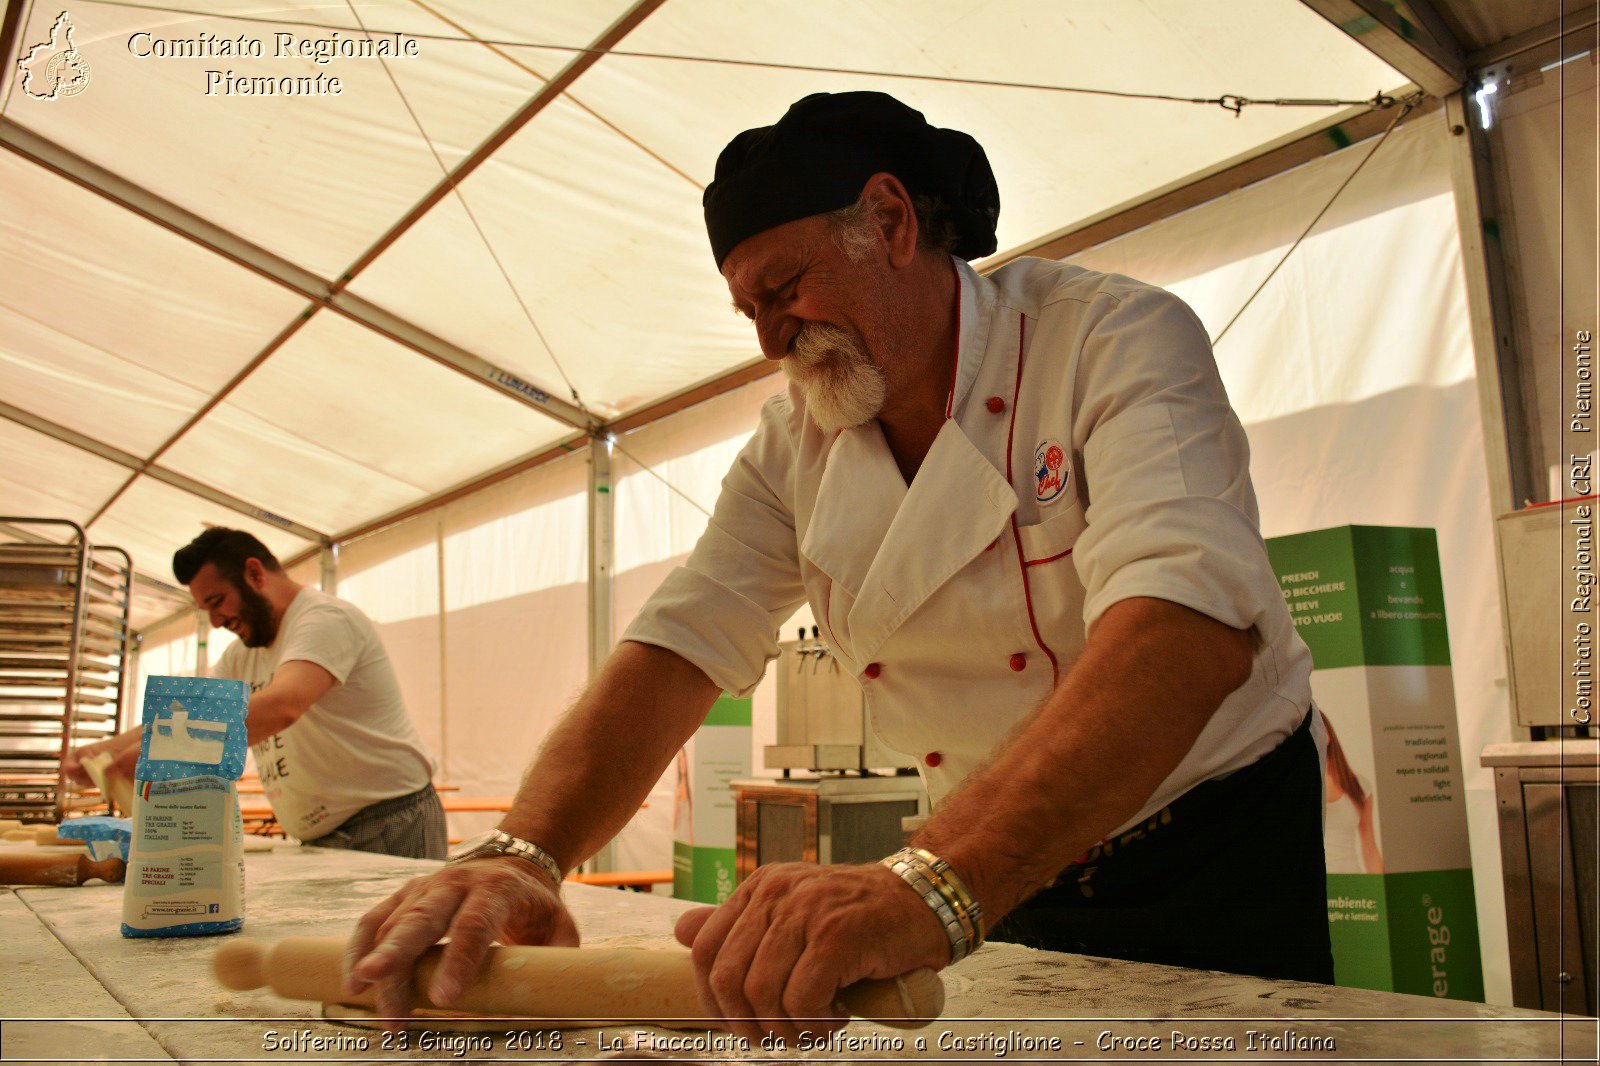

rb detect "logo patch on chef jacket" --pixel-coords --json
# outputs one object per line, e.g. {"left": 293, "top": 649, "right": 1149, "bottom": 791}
{"left": 1034, "top": 439, "right": 1068, "bottom": 504}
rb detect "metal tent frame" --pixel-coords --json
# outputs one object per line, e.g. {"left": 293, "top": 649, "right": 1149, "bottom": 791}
{"left": 1, "top": 1, "right": 1560, "bottom": 868}
{"left": 1, "top": 0, "right": 1541, "bottom": 610}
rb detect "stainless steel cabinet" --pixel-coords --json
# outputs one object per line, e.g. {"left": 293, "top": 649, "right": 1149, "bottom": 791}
{"left": 1484, "top": 741, "right": 1599, "bottom": 1015}
{"left": 733, "top": 775, "right": 927, "bottom": 880}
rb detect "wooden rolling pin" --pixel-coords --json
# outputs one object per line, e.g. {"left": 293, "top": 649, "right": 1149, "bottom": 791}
{"left": 0, "top": 851, "right": 125, "bottom": 886}
{"left": 214, "top": 936, "right": 944, "bottom": 1028}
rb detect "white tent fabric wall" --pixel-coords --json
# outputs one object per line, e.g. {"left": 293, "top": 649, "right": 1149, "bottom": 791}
{"left": 330, "top": 449, "right": 594, "bottom": 843}
{"left": 1065, "top": 112, "right": 1512, "bottom": 1003}
{"left": 284, "top": 553, "right": 322, "bottom": 592}
{"left": 610, "top": 373, "right": 790, "bottom": 881}
{"left": 436, "top": 452, "right": 590, "bottom": 838}
{"left": 131, "top": 611, "right": 198, "bottom": 721}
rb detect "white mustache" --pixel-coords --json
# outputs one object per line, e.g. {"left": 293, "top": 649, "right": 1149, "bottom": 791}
{"left": 783, "top": 324, "right": 886, "bottom": 433}
{"left": 788, "top": 323, "right": 854, "bottom": 367}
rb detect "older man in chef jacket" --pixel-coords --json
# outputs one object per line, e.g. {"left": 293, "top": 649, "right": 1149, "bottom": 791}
{"left": 347, "top": 92, "right": 1331, "bottom": 1040}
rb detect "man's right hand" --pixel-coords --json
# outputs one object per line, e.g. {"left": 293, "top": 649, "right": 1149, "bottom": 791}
{"left": 60, "top": 743, "right": 96, "bottom": 789}
{"left": 61, "top": 734, "right": 137, "bottom": 790}
{"left": 343, "top": 856, "right": 579, "bottom": 1021}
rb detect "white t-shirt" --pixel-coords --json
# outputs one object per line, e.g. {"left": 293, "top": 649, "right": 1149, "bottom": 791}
{"left": 214, "top": 587, "right": 434, "bottom": 841}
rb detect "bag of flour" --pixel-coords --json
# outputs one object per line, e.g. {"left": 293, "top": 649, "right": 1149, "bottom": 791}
{"left": 121, "top": 676, "right": 249, "bottom": 938}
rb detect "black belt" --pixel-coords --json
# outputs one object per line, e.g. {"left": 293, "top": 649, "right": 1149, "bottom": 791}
{"left": 990, "top": 709, "right": 1333, "bottom": 984}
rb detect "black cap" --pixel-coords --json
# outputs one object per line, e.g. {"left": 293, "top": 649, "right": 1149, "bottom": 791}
{"left": 703, "top": 91, "right": 1000, "bottom": 269}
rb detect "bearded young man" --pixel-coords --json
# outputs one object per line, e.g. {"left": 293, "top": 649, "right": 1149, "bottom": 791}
{"left": 345, "top": 92, "right": 1330, "bottom": 1040}
{"left": 64, "top": 528, "right": 444, "bottom": 859}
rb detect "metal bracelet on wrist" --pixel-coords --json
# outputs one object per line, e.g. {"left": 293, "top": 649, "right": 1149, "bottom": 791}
{"left": 447, "top": 829, "right": 563, "bottom": 888}
{"left": 881, "top": 847, "right": 984, "bottom": 963}
{"left": 908, "top": 846, "right": 987, "bottom": 943}
{"left": 888, "top": 855, "right": 973, "bottom": 963}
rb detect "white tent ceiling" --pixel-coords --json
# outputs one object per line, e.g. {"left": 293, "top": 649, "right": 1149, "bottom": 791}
{"left": 0, "top": 0, "right": 1410, "bottom": 626}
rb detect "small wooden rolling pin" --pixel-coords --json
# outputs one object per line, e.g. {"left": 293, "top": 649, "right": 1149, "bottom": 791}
{"left": 214, "top": 936, "right": 944, "bottom": 1028}
{"left": 0, "top": 851, "right": 125, "bottom": 886}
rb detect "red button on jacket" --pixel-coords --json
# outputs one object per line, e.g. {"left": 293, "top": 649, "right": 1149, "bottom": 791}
{"left": 924, "top": 751, "right": 943, "bottom": 767}
{"left": 1009, "top": 653, "right": 1027, "bottom": 672}
{"left": 863, "top": 662, "right": 882, "bottom": 680}
{"left": 985, "top": 396, "right": 1006, "bottom": 413}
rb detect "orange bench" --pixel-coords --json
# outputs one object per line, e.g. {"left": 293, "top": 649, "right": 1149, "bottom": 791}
{"left": 565, "top": 869, "right": 673, "bottom": 892}
{"left": 441, "top": 796, "right": 515, "bottom": 813}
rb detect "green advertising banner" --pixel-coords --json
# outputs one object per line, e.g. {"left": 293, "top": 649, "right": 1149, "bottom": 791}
{"left": 673, "top": 695, "right": 751, "bottom": 905}
{"left": 1267, "top": 526, "right": 1483, "bottom": 1002}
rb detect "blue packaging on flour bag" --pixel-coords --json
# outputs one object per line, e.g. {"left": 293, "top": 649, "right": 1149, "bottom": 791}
{"left": 121, "top": 676, "right": 249, "bottom": 938}
{"left": 57, "top": 816, "right": 132, "bottom": 861}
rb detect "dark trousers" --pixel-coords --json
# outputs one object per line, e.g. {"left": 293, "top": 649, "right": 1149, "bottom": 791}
{"left": 990, "top": 710, "right": 1334, "bottom": 984}
{"left": 309, "top": 783, "right": 447, "bottom": 861}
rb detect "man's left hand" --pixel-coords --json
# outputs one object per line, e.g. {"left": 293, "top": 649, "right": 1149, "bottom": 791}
{"left": 673, "top": 861, "right": 949, "bottom": 1047}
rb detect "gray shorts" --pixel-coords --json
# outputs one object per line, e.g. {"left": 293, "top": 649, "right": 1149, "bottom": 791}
{"left": 309, "top": 784, "right": 447, "bottom": 860}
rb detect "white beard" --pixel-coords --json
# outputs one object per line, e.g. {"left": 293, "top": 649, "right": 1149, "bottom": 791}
{"left": 784, "top": 323, "right": 887, "bottom": 433}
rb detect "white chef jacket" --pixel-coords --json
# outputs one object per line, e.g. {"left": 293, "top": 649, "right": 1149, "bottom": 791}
{"left": 625, "top": 256, "right": 1317, "bottom": 834}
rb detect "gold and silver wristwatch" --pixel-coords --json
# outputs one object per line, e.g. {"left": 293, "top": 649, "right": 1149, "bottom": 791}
{"left": 447, "top": 828, "right": 563, "bottom": 888}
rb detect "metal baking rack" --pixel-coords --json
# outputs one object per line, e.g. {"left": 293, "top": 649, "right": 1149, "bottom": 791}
{"left": 0, "top": 518, "right": 133, "bottom": 823}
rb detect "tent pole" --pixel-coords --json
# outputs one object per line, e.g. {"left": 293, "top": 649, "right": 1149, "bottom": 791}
{"left": 320, "top": 543, "right": 339, "bottom": 596}
{"left": 1444, "top": 91, "right": 1541, "bottom": 511}
{"left": 194, "top": 608, "right": 209, "bottom": 678}
{"left": 586, "top": 432, "right": 617, "bottom": 874}
{"left": 1444, "top": 86, "right": 1543, "bottom": 752}
{"left": 435, "top": 519, "right": 449, "bottom": 813}
{"left": 126, "top": 633, "right": 141, "bottom": 731}
{"left": 588, "top": 433, "right": 615, "bottom": 680}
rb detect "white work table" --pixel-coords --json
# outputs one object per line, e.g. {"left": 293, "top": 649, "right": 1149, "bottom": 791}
{"left": 0, "top": 845, "right": 1588, "bottom": 1064}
